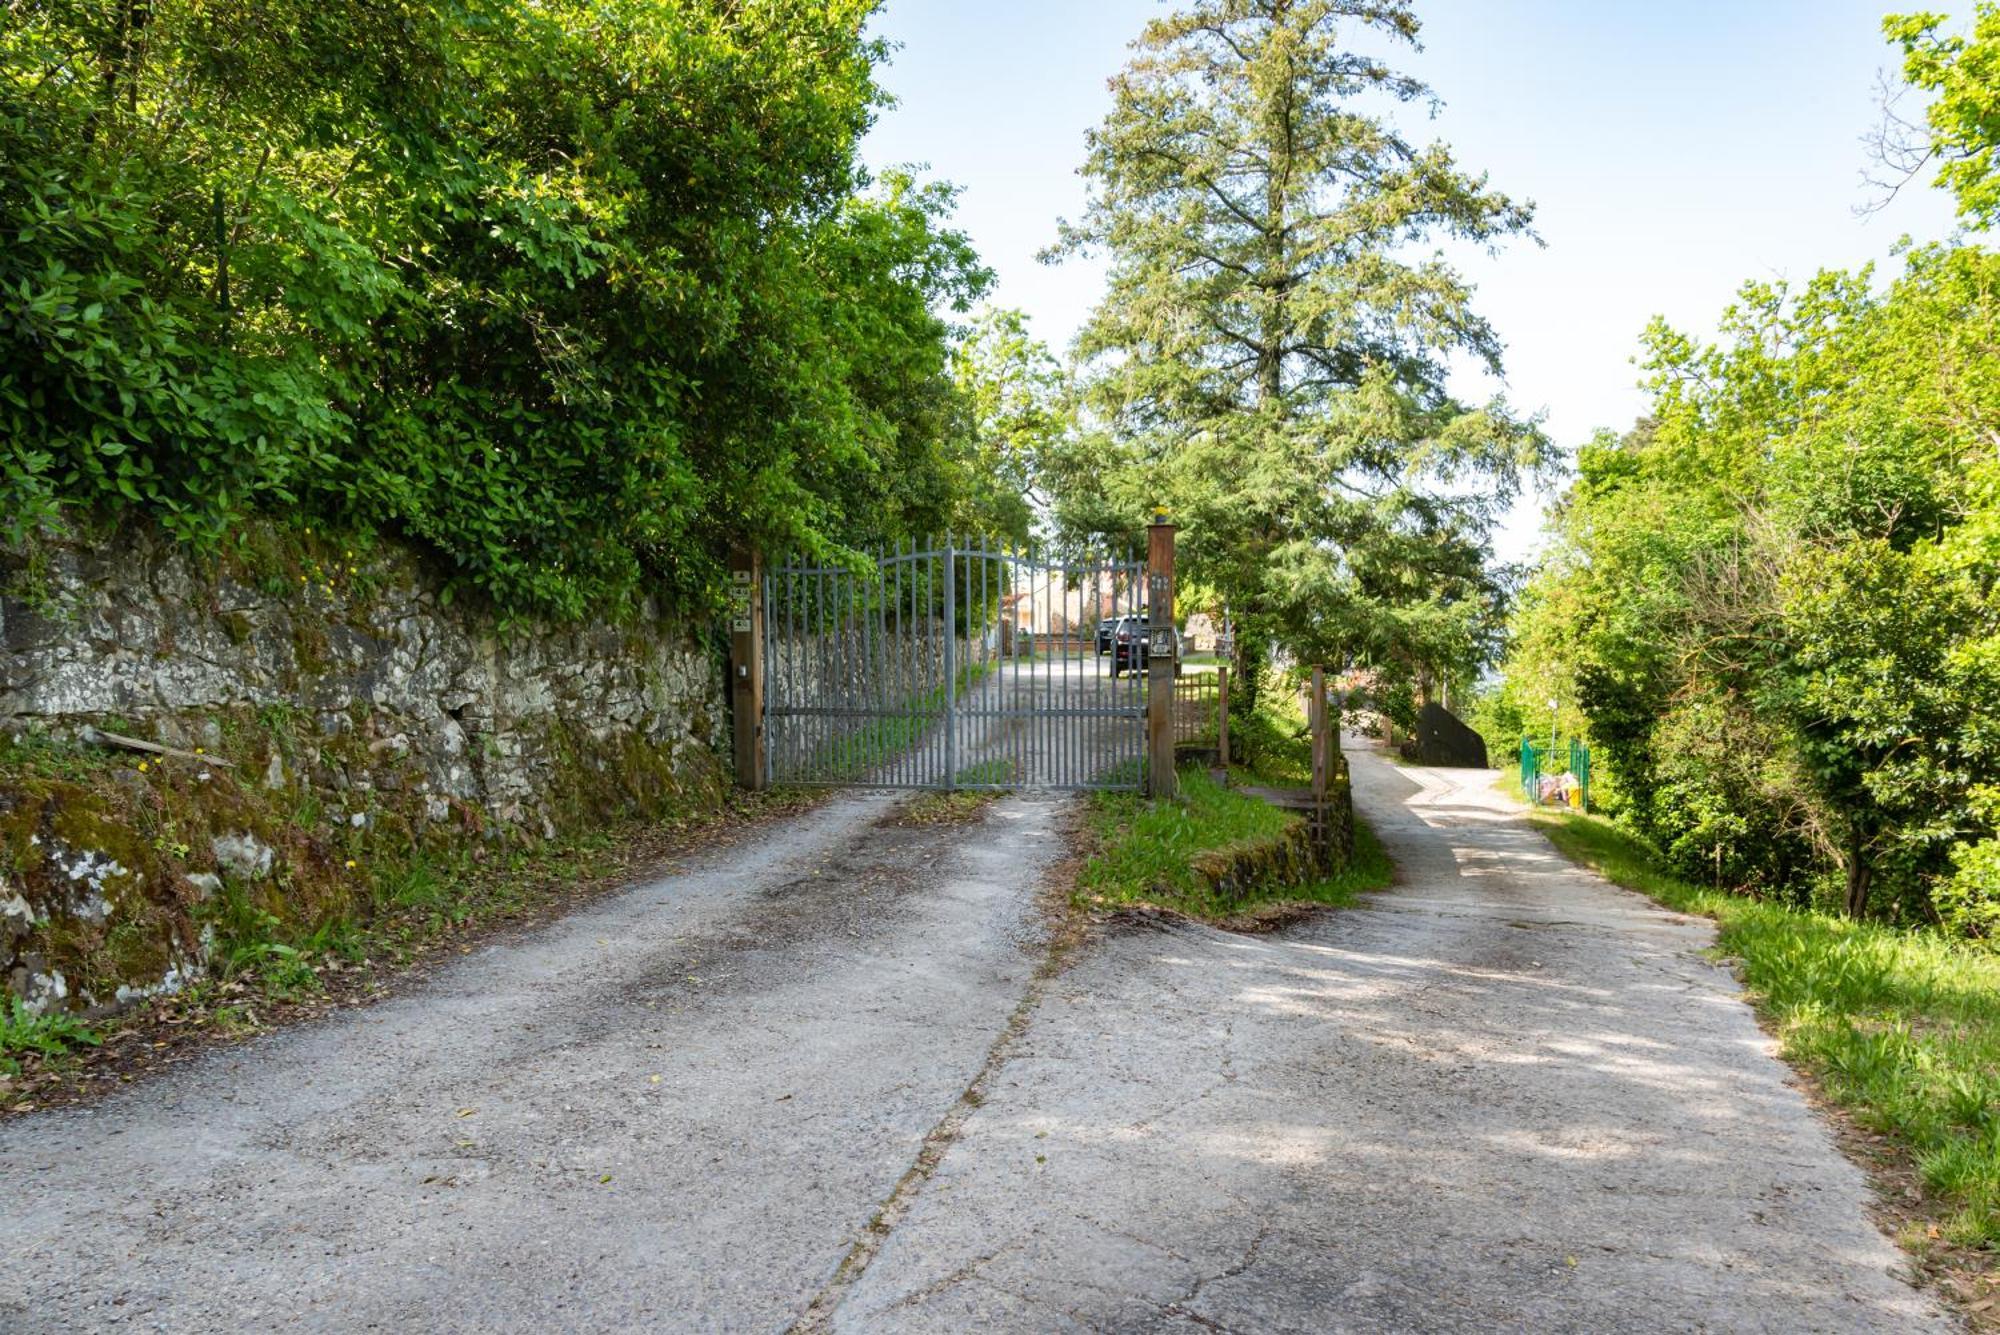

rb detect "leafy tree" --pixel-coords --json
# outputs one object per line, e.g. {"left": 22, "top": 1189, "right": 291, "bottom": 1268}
{"left": 1042, "top": 0, "right": 1545, "bottom": 711}
{"left": 1, "top": 0, "right": 991, "bottom": 618}
{"left": 1502, "top": 247, "right": 2000, "bottom": 925}
{"left": 1887, "top": 5, "right": 2000, "bottom": 227}
{"left": 946, "top": 308, "right": 1068, "bottom": 543}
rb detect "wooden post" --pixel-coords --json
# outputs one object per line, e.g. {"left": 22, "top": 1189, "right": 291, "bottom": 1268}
{"left": 1309, "top": 666, "right": 1330, "bottom": 850}
{"left": 1145, "top": 512, "right": 1177, "bottom": 800}
{"left": 728, "top": 550, "right": 765, "bottom": 791}
{"left": 1217, "top": 665, "right": 1230, "bottom": 767}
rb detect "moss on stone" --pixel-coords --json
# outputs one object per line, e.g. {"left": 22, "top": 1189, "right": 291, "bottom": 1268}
{"left": 5, "top": 521, "right": 727, "bottom": 1015}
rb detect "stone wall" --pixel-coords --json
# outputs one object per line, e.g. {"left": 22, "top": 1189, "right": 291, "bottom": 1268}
{"left": 1188, "top": 757, "right": 1357, "bottom": 907}
{"left": 0, "top": 526, "right": 727, "bottom": 1013}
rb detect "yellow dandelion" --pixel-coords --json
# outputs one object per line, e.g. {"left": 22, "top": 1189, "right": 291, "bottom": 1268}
{"left": 344, "top": 859, "right": 357, "bottom": 870}
{"left": 194, "top": 747, "right": 204, "bottom": 755}
{"left": 136, "top": 761, "right": 149, "bottom": 773}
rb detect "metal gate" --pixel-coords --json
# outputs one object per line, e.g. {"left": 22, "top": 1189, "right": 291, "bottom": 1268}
{"left": 762, "top": 540, "right": 1148, "bottom": 790}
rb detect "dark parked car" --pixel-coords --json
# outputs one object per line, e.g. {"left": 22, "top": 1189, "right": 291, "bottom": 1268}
{"left": 1098, "top": 609, "right": 1149, "bottom": 655}
{"left": 1109, "top": 615, "right": 1145, "bottom": 675}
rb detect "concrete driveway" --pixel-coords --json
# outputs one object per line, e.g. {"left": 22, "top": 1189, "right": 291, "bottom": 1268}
{"left": 833, "top": 748, "right": 1945, "bottom": 1332}
{"left": 0, "top": 747, "right": 1943, "bottom": 1332}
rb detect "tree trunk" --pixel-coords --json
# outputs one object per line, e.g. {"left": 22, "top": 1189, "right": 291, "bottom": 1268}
{"left": 1843, "top": 828, "right": 1873, "bottom": 918}
{"left": 1256, "top": 1, "right": 1292, "bottom": 413}
{"left": 1232, "top": 629, "right": 1265, "bottom": 722}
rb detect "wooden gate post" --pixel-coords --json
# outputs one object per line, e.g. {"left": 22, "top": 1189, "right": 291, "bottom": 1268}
{"left": 1146, "top": 511, "right": 1177, "bottom": 799}
{"left": 1217, "top": 665, "right": 1230, "bottom": 767}
{"left": 728, "top": 550, "right": 765, "bottom": 791}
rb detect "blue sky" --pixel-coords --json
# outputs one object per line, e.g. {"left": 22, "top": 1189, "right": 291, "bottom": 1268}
{"left": 859, "top": 1, "right": 1970, "bottom": 560}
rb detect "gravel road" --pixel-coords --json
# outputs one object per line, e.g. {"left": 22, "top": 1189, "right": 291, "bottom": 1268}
{"left": 1, "top": 744, "right": 1947, "bottom": 1332}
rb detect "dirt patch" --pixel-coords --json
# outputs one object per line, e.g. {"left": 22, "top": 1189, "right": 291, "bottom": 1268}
{"left": 1036, "top": 800, "right": 1099, "bottom": 963}
{"left": 1095, "top": 898, "right": 1336, "bottom": 937}
{"left": 879, "top": 789, "right": 1002, "bottom": 828}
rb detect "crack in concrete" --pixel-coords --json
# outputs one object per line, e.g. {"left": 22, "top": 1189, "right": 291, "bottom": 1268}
{"left": 1071, "top": 1213, "right": 1198, "bottom": 1266}
{"left": 970, "top": 1274, "right": 1113, "bottom": 1333}
{"left": 1163, "top": 1218, "right": 1273, "bottom": 1325}
{"left": 786, "top": 912, "right": 1070, "bottom": 1333}
{"left": 1151, "top": 1301, "right": 1244, "bottom": 1333}
{"left": 883, "top": 1244, "right": 1012, "bottom": 1312}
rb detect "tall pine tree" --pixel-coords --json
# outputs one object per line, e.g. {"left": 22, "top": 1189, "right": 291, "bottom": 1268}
{"left": 1046, "top": 0, "right": 1543, "bottom": 713}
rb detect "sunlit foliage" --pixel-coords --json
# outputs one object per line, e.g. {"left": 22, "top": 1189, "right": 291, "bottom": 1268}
{"left": 1, "top": 0, "right": 994, "bottom": 616}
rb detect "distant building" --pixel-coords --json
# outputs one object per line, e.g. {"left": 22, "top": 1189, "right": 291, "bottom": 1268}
{"left": 998, "top": 564, "right": 1134, "bottom": 651}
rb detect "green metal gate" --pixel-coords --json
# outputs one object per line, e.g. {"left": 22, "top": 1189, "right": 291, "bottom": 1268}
{"left": 1520, "top": 737, "right": 1591, "bottom": 811}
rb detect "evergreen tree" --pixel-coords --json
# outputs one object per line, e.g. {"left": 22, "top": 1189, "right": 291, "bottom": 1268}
{"left": 1045, "top": 0, "right": 1543, "bottom": 712}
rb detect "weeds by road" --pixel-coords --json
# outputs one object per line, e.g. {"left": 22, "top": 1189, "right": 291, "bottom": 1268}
{"left": 889, "top": 759, "right": 1019, "bottom": 827}
{"left": 0, "top": 999, "right": 99, "bottom": 1077}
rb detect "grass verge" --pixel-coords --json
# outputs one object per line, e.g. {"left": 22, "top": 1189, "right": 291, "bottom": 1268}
{"left": 1524, "top": 797, "right": 2000, "bottom": 1300}
{"left": 1076, "top": 764, "right": 1391, "bottom": 922}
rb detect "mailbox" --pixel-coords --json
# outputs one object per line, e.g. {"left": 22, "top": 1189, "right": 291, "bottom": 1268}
{"left": 728, "top": 569, "right": 755, "bottom": 634}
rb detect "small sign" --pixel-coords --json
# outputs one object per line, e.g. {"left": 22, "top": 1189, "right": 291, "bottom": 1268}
{"left": 1149, "top": 629, "right": 1176, "bottom": 657}
{"left": 727, "top": 578, "right": 754, "bottom": 636}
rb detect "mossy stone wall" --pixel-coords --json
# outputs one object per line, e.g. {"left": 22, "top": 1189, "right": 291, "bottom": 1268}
{"left": 0, "top": 526, "right": 726, "bottom": 1013}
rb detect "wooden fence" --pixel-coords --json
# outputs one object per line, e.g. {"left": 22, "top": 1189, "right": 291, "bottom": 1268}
{"left": 1171, "top": 668, "right": 1232, "bottom": 762}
